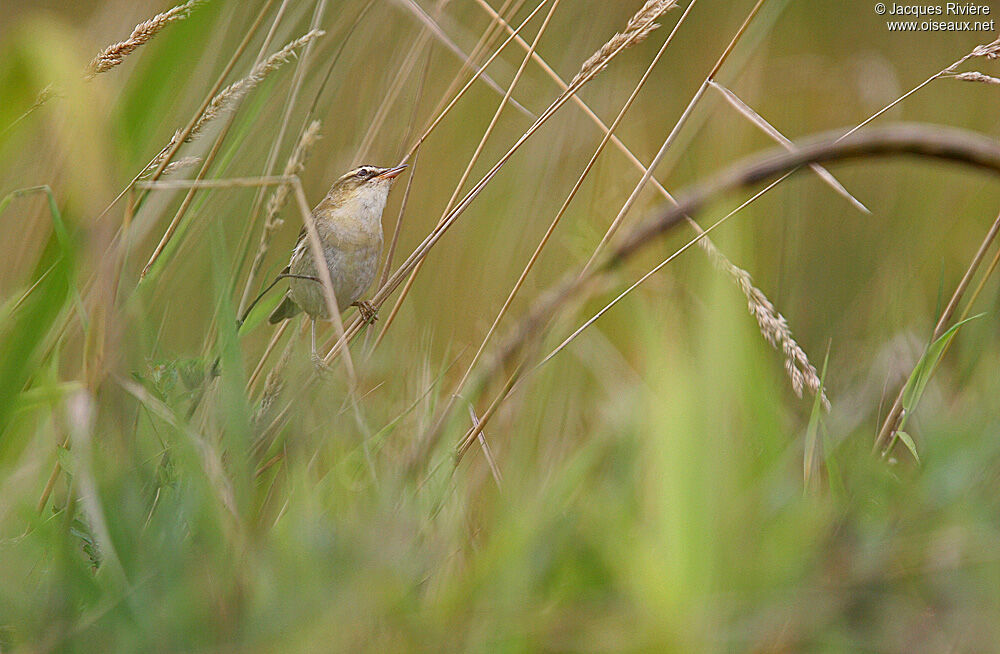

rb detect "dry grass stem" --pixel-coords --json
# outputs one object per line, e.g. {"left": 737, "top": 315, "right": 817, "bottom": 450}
{"left": 582, "top": 0, "right": 767, "bottom": 274}
{"left": 256, "top": 330, "right": 298, "bottom": 430}
{"left": 393, "top": 0, "right": 535, "bottom": 119}
{"left": 569, "top": 0, "right": 678, "bottom": 87}
{"left": 454, "top": 125, "right": 1000, "bottom": 461}
{"left": 148, "top": 30, "right": 324, "bottom": 171}
{"left": 840, "top": 34, "right": 1000, "bottom": 145}
{"left": 874, "top": 208, "right": 1000, "bottom": 454}
{"left": 467, "top": 402, "right": 503, "bottom": 488}
{"left": 413, "top": 0, "right": 699, "bottom": 459}
{"left": 374, "top": 0, "right": 680, "bottom": 350}
{"left": 85, "top": 0, "right": 205, "bottom": 78}
{"left": 229, "top": 0, "right": 327, "bottom": 320}
{"left": 397, "top": 0, "right": 553, "bottom": 167}
{"left": 373, "top": 0, "right": 562, "bottom": 348}
{"left": 248, "top": 320, "right": 290, "bottom": 395}
{"left": 1, "top": 85, "right": 59, "bottom": 138}
{"left": 244, "top": 120, "right": 322, "bottom": 300}
{"left": 710, "top": 81, "right": 870, "bottom": 214}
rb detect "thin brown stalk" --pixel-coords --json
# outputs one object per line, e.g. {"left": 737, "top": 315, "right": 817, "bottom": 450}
{"left": 393, "top": 0, "right": 535, "bottom": 119}
{"left": 248, "top": 320, "right": 291, "bottom": 395}
{"left": 138, "top": 156, "right": 201, "bottom": 178}
{"left": 879, "top": 231, "right": 1000, "bottom": 457}
{"left": 422, "top": 0, "right": 528, "bottom": 134}
{"left": 365, "top": 121, "right": 426, "bottom": 353}
{"left": 473, "top": 0, "right": 697, "bottom": 194}
{"left": 322, "top": 0, "right": 685, "bottom": 368}
{"left": 380, "top": 104, "right": 424, "bottom": 292}
{"left": 0, "top": 85, "right": 57, "bottom": 139}
{"left": 472, "top": 0, "right": 819, "bottom": 410}
{"left": 454, "top": 125, "right": 1000, "bottom": 464}
{"left": 255, "top": 327, "right": 300, "bottom": 435}
{"left": 85, "top": 0, "right": 205, "bottom": 78}
{"left": 466, "top": 401, "right": 502, "bottom": 488}
{"left": 241, "top": 120, "right": 322, "bottom": 312}
{"left": 583, "top": 0, "right": 768, "bottom": 272}
{"left": 373, "top": 0, "right": 563, "bottom": 349}
{"left": 416, "top": 0, "right": 696, "bottom": 462}
{"left": 134, "top": 0, "right": 276, "bottom": 206}
{"left": 838, "top": 34, "right": 1000, "bottom": 144}
{"left": 709, "top": 80, "right": 869, "bottom": 214}
{"left": 398, "top": 0, "right": 553, "bottom": 167}
{"left": 140, "top": 29, "right": 324, "bottom": 280}
{"left": 235, "top": 0, "right": 327, "bottom": 315}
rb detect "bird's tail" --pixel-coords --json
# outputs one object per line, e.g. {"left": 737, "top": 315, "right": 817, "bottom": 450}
{"left": 269, "top": 295, "right": 302, "bottom": 324}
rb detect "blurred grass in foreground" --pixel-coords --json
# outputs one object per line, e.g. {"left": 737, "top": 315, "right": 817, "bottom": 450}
{"left": 2, "top": 1, "right": 1000, "bottom": 651}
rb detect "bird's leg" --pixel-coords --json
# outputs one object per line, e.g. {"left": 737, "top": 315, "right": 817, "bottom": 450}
{"left": 310, "top": 319, "right": 331, "bottom": 372}
{"left": 352, "top": 300, "right": 378, "bottom": 324}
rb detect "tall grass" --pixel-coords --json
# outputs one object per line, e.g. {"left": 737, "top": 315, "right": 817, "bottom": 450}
{"left": 2, "top": 1, "right": 1000, "bottom": 651}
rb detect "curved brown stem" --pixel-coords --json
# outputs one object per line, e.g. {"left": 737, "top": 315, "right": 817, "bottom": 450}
{"left": 451, "top": 123, "right": 1000, "bottom": 465}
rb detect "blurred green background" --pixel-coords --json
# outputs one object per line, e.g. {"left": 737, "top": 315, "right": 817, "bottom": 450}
{"left": 1, "top": 0, "right": 999, "bottom": 651}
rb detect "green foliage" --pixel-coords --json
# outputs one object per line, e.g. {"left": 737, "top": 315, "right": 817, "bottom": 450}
{"left": 901, "top": 315, "right": 984, "bottom": 425}
{"left": 0, "top": 187, "right": 75, "bottom": 449}
{"left": 891, "top": 314, "right": 985, "bottom": 462}
{"left": 1, "top": 1, "right": 1000, "bottom": 652}
{"left": 803, "top": 346, "right": 829, "bottom": 489}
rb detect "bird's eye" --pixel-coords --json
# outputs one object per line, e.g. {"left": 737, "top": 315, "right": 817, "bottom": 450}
{"left": 356, "top": 168, "right": 370, "bottom": 178}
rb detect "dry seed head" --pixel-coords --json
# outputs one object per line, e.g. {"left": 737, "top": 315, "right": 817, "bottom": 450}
{"left": 970, "top": 36, "right": 1000, "bottom": 59}
{"left": 249, "top": 120, "right": 322, "bottom": 281}
{"left": 193, "top": 30, "right": 324, "bottom": 140}
{"left": 85, "top": 0, "right": 205, "bottom": 78}
{"left": 146, "top": 30, "right": 323, "bottom": 172}
{"left": 954, "top": 71, "right": 1000, "bottom": 85}
{"left": 139, "top": 156, "right": 201, "bottom": 178}
{"left": 570, "top": 0, "right": 678, "bottom": 88}
{"left": 238, "top": 121, "right": 322, "bottom": 318}
{"left": 699, "top": 237, "right": 830, "bottom": 410}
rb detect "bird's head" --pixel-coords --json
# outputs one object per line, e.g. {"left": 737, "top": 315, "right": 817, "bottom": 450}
{"left": 327, "top": 164, "right": 407, "bottom": 205}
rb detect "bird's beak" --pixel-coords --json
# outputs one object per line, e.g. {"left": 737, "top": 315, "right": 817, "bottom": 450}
{"left": 375, "top": 164, "right": 407, "bottom": 180}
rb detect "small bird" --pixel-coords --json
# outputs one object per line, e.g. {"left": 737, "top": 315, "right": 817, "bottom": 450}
{"left": 269, "top": 163, "right": 407, "bottom": 362}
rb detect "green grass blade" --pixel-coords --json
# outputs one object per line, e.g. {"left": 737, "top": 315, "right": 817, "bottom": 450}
{"left": 0, "top": 187, "right": 75, "bottom": 447}
{"left": 803, "top": 346, "right": 830, "bottom": 489}
{"left": 900, "top": 313, "right": 985, "bottom": 425}
{"left": 895, "top": 430, "right": 920, "bottom": 465}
